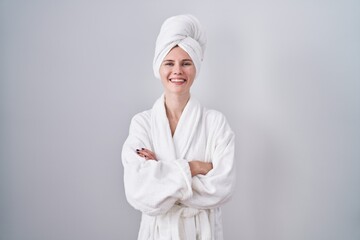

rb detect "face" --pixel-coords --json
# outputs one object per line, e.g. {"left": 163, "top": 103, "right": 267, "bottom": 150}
{"left": 159, "top": 46, "right": 196, "bottom": 96}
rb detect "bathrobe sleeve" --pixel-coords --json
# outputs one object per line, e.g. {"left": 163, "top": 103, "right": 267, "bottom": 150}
{"left": 122, "top": 112, "right": 193, "bottom": 216}
{"left": 182, "top": 110, "right": 235, "bottom": 209}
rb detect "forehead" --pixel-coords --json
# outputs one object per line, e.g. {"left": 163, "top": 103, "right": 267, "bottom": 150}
{"left": 164, "top": 46, "right": 192, "bottom": 61}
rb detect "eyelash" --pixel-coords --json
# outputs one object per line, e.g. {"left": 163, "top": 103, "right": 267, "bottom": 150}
{"left": 164, "top": 62, "right": 192, "bottom": 66}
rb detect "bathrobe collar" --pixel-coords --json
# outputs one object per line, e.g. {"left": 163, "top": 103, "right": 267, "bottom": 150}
{"left": 151, "top": 94, "right": 202, "bottom": 161}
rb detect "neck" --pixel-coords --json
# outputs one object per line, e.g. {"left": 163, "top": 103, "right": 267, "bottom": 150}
{"left": 164, "top": 92, "right": 190, "bottom": 120}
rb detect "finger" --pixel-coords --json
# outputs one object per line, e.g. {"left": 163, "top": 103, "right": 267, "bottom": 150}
{"left": 135, "top": 149, "right": 147, "bottom": 158}
{"left": 139, "top": 148, "right": 157, "bottom": 160}
{"left": 143, "top": 152, "right": 156, "bottom": 160}
{"left": 205, "top": 163, "right": 213, "bottom": 174}
{"left": 136, "top": 148, "right": 151, "bottom": 155}
{"left": 141, "top": 148, "right": 157, "bottom": 159}
{"left": 200, "top": 162, "right": 213, "bottom": 175}
{"left": 136, "top": 149, "right": 156, "bottom": 161}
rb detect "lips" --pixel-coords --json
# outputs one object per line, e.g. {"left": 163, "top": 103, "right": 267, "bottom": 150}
{"left": 169, "top": 78, "right": 186, "bottom": 83}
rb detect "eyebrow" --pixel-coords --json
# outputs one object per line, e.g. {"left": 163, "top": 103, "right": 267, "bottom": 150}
{"left": 162, "top": 59, "right": 193, "bottom": 62}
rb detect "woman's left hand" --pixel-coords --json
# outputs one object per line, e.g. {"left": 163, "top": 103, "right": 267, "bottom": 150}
{"left": 136, "top": 148, "right": 157, "bottom": 161}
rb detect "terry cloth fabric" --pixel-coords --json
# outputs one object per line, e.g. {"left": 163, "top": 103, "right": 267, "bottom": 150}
{"left": 153, "top": 14, "right": 207, "bottom": 79}
{"left": 122, "top": 94, "right": 235, "bottom": 239}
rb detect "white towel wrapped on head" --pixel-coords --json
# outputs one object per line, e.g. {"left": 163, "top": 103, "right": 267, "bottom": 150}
{"left": 153, "top": 14, "right": 207, "bottom": 79}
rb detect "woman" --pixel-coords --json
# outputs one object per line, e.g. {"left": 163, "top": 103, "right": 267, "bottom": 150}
{"left": 122, "top": 14, "right": 235, "bottom": 240}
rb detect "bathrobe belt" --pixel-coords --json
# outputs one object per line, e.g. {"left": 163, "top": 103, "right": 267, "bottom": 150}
{"left": 154, "top": 203, "right": 212, "bottom": 240}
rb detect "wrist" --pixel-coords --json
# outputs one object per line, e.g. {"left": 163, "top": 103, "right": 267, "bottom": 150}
{"left": 188, "top": 161, "right": 198, "bottom": 177}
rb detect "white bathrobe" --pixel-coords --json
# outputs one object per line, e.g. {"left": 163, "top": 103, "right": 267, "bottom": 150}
{"left": 122, "top": 95, "right": 235, "bottom": 240}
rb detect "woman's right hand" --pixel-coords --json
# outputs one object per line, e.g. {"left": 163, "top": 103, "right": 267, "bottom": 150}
{"left": 188, "top": 161, "right": 213, "bottom": 177}
{"left": 136, "top": 148, "right": 157, "bottom": 161}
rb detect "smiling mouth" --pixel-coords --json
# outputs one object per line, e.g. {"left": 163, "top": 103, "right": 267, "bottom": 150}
{"left": 169, "top": 78, "right": 186, "bottom": 83}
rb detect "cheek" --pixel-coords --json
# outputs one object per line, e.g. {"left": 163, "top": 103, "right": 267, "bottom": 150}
{"left": 159, "top": 68, "right": 168, "bottom": 79}
{"left": 159, "top": 69, "right": 169, "bottom": 84}
{"left": 187, "top": 67, "right": 196, "bottom": 79}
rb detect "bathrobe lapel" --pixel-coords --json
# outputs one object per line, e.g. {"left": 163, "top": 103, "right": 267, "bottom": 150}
{"left": 151, "top": 95, "right": 176, "bottom": 161}
{"left": 151, "top": 95, "right": 202, "bottom": 161}
{"left": 173, "top": 97, "right": 202, "bottom": 159}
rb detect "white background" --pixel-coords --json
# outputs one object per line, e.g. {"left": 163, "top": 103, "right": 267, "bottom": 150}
{"left": 1, "top": 0, "right": 359, "bottom": 239}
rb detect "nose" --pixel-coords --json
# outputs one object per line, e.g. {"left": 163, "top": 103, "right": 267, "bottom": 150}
{"left": 173, "top": 63, "right": 183, "bottom": 75}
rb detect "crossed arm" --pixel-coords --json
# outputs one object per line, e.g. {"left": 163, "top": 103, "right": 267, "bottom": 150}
{"left": 123, "top": 112, "right": 235, "bottom": 215}
{"left": 136, "top": 148, "right": 213, "bottom": 177}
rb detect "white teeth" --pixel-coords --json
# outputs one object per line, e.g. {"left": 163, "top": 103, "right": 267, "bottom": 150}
{"left": 170, "top": 79, "right": 186, "bottom": 83}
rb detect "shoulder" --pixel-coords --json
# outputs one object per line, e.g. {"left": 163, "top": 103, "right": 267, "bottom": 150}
{"left": 203, "top": 107, "right": 234, "bottom": 134}
{"left": 203, "top": 108, "right": 228, "bottom": 125}
{"left": 131, "top": 95, "right": 163, "bottom": 124}
{"left": 130, "top": 109, "right": 152, "bottom": 128}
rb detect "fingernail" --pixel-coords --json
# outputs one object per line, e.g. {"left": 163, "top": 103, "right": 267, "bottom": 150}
{"left": 136, "top": 149, "right": 140, "bottom": 152}
{"left": 141, "top": 148, "right": 145, "bottom": 150}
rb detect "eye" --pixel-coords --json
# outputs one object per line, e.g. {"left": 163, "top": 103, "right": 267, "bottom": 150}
{"left": 164, "top": 62, "right": 174, "bottom": 66}
{"left": 182, "top": 61, "right": 193, "bottom": 66}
